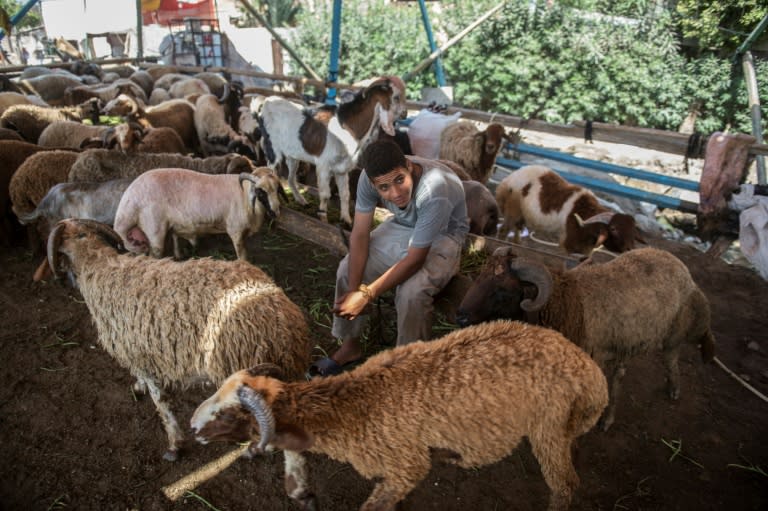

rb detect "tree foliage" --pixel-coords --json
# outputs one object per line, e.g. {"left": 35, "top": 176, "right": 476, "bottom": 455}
{"left": 675, "top": 0, "right": 768, "bottom": 53}
{"left": 238, "top": 0, "right": 302, "bottom": 28}
{"left": 289, "top": 0, "right": 767, "bottom": 135}
{"left": 0, "top": 0, "right": 41, "bottom": 31}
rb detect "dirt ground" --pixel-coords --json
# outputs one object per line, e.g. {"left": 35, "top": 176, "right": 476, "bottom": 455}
{"left": 1, "top": 219, "right": 767, "bottom": 511}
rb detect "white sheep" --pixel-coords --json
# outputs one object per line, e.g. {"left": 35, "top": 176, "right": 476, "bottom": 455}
{"left": 191, "top": 319, "right": 608, "bottom": 511}
{"left": 438, "top": 121, "right": 508, "bottom": 184}
{"left": 259, "top": 78, "right": 398, "bottom": 224}
{"left": 45, "top": 218, "right": 311, "bottom": 461}
{"left": 456, "top": 246, "right": 716, "bottom": 431}
{"left": 114, "top": 166, "right": 283, "bottom": 260}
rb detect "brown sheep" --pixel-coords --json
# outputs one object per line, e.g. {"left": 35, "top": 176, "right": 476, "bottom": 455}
{"left": 438, "top": 121, "right": 508, "bottom": 184}
{"left": 456, "top": 246, "right": 716, "bottom": 431}
{"left": 191, "top": 319, "right": 608, "bottom": 511}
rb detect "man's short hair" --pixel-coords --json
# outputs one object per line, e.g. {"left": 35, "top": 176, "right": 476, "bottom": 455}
{"left": 360, "top": 139, "right": 407, "bottom": 179}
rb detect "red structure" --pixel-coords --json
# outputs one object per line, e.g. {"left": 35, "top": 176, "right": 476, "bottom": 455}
{"left": 141, "top": 0, "right": 216, "bottom": 26}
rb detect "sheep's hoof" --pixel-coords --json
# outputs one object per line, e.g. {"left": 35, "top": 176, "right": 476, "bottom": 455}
{"left": 598, "top": 414, "right": 614, "bottom": 432}
{"left": 163, "top": 448, "right": 179, "bottom": 462}
{"left": 317, "top": 211, "right": 329, "bottom": 223}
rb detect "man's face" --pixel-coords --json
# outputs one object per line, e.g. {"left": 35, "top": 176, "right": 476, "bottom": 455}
{"left": 371, "top": 165, "right": 413, "bottom": 209}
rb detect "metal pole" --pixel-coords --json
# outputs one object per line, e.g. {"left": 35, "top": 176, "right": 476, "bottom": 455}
{"left": 235, "top": 0, "right": 322, "bottom": 82}
{"left": 0, "top": 0, "right": 41, "bottom": 42}
{"left": 135, "top": 0, "right": 144, "bottom": 60}
{"left": 326, "top": 0, "right": 342, "bottom": 105}
{"left": 416, "top": 0, "right": 445, "bottom": 87}
{"left": 403, "top": 1, "right": 505, "bottom": 82}
{"left": 742, "top": 51, "right": 766, "bottom": 184}
{"left": 733, "top": 14, "right": 768, "bottom": 64}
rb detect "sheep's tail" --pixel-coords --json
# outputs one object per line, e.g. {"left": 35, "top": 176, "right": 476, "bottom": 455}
{"left": 699, "top": 331, "right": 716, "bottom": 363}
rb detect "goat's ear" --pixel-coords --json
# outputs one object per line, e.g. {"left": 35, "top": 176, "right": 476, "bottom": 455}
{"left": 273, "top": 424, "right": 314, "bottom": 451}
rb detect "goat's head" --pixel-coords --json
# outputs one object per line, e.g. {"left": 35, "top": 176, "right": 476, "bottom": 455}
{"left": 338, "top": 78, "right": 397, "bottom": 140}
{"left": 570, "top": 211, "right": 641, "bottom": 254}
{"left": 191, "top": 365, "right": 312, "bottom": 453}
{"left": 239, "top": 168, "right": 285, "bottom": 219}
{"left": 455, "top": 247, "right": 553, "bottom": 327}
{"left": 482, "top": 123, "right": 507, "bottom": 156}
{"left": 101, "top": 94, "right": 137, "bottom": 117}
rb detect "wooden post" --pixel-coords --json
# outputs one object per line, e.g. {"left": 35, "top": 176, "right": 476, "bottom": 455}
{"left": 271, "top": 38, "right": 283, "bottom": 76}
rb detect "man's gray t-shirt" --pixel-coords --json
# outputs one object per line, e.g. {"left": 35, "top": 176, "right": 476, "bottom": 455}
{"left": 355, "top": 156, "right": 469, "bottom": 248}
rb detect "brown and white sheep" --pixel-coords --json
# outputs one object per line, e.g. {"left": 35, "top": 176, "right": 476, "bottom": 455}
{"left": 455, "top": 246, "right": 716, "bottom": 431}
{"left": 438, "top": 121, "right": 508, "bottom": 184}
{"left": 114, "top": 166, "right": 283, "bottom": 260}
{"left": 496, "top": 165, "right": 643, "bottom": 256}
{"left": 191, "top": 319, "right": 607, "bottom": 511}
{"left": 45, "top": 218, "right": 311, "bottom": 461}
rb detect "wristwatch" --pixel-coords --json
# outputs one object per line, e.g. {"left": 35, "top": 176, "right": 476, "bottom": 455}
{"left": 358, "top": 284, "right": 374, "bottom": 302}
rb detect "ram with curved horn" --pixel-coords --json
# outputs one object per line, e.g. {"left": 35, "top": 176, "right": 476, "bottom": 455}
{"left": 113, "top": 166, "right": 283, "bottom": 260}
{"left": 44, "top": 218, "right": 311, "bottom": 461}
{"left": 456, "top": 246, "right": 715, "bottom": 431}
{"left": 191, "top": 319, "right": 608, "bottom": 511}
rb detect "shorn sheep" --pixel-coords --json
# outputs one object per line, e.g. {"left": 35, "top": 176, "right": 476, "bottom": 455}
{"left": 259, "top": 77, "right": 399, "bottom": 224}
{"left": 45, "top": 218, "right": 311, "bottom": 461}
{"left": 438, "top": 121, "right": 508, "bottom": 184}
{"left": 191, "top": 319, "right": 608, "bottom": 511}
{"left": 114, "top": 167, "right": 284, "bottom": 260}
{"left": 496, "top": 164, "right": 643, "bottom": 256}
{"left": 455, "top": 247, "right": 716, "bottom": 431}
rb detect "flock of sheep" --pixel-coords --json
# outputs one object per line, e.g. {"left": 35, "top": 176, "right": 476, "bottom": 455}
{"left": 0, "top": 61, "right": 716, "bottom": 511}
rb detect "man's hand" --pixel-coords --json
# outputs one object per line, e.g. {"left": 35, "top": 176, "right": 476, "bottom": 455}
{"left": 333, "top": 290, "right": 371, "bottom": 321}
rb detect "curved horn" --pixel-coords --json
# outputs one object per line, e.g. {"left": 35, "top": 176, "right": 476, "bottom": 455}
{"left": 128, "top": 96, "right": 138, "bottom": 116}
{"left": 582, "top": 211, "right": 615, "bottom": 225}
{"left": 237, "top": 385, "right": 275, "bottom": 452}
{"left": 492, "top": 246, "right": 516, "bottom": 258}
{"left": 573, "top": 212, "right": 585, "bottom": 227}
{"left": 508, "top": 259, "right": 553, "bottom": 312}
{"left": 74, "top": 219, "right": 124, "bottom": 251}
{"left": 47, "top": 221, "right": 68, "bottom": 280}
{"left": 239, "top": 172, "right": 259, "bottom": 188}
{"left": 218, "top": 82, "right": 231, "bottom": 104}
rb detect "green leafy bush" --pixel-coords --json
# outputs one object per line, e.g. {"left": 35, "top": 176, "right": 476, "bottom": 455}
{"left": 289, "top": 0, "right": 767, "bottom": 135}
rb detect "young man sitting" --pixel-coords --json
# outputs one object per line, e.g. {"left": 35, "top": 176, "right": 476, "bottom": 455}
{"left": 308, "top": 138, "right": 469, "bottom": 377}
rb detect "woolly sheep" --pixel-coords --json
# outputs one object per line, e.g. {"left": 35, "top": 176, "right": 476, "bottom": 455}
{"left": 68, "top": 149, "right": 253, "bottom": 183}
{"left": 191, "top": 319, "right": 608, "bottom": 511}
{"left": 114, "top": 166, "right": 283, "bottom": 260}
{"left": 456, "top": 246, "right": 716, "bottom": 431}
{"left": 110, "top": 122, "right": 187, "bottom": 154}
{"left": 9, "top": 150, "right": 81, "bottom": 220}
{"left": 438, "top": 121, "right": 508, "bottom": 184}
{"left": 45, "top": 218, "right": 311, "bottom": 461}
{"left": 462, "top": 180, "right": 499, "bottom": 236}
{"left": 37, "top": 120, "right": 111, "bottom": 149}
{"left": 101, "top": 94, "right": 198, "bottom": 154}
{"left": 17, "top": 73, "right": 83, "bottom": 106}
{"left": 495, "top": 165, "right": 643, "bottom": 256}
{"left": 0, "top": 99, "right": 100, "bottom": 143}
{"left": 194, "top": 92, "right": 248, "bottom": 156}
